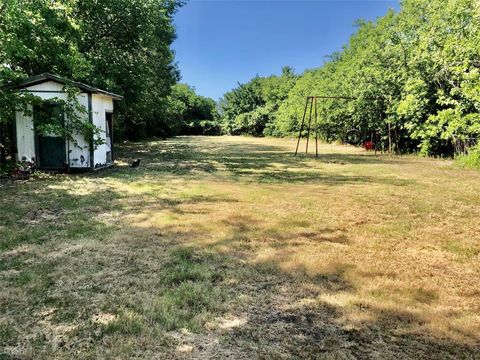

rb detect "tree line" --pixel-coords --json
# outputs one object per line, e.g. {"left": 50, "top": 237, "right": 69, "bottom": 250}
{"left": 219, "top": 0, "right": 480, "bottom": 158}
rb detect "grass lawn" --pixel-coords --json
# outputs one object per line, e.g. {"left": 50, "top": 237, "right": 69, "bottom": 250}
{"left": 1, "top": 136, "right": 479, "bottom": 359}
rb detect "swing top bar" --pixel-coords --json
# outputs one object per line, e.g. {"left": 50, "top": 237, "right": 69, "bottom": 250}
{"left": 307, "top": 95, "right": 385, "bottom": 100}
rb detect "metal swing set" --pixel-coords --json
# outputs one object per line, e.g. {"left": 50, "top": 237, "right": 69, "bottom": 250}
{"left": 294, "top": 95, "right": 387, "bottom": 158}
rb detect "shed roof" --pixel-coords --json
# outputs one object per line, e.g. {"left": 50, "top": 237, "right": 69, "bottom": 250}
{"left": 12, "top": 73, "right": 123, "bottom": 100}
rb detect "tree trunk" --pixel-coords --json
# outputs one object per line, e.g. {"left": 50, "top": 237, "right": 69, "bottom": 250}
{"left": 0, "top": 123, "right": 6, "bottom": 164}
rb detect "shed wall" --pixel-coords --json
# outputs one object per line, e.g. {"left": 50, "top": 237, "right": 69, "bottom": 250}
{"left": 15, "top": 82, "right": 92, "bottom": 169}
{"left": 15, "top": 105, "right": 35, "bottom": 162}
{"left": 26, "top": 81, "right": 65, "bottom": 92}
{"left": 15, "top": 89, "right": 69, "bottom": 163}
{"left": 67, "top": 93, "right": 91, "bottom": 169}
{"left": 92, "top": 94, "right": 114, "bottom": 167}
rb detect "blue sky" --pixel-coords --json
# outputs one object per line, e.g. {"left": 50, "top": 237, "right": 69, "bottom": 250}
{"left": 173, "top": 0, "right": 399, "bottom": 100}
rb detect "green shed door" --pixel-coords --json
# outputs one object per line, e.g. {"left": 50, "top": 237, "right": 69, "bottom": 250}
{"left": 38, "top": 136, "right": 65, "bottom": 169}
{"left": 34, "top": 103, "right": 66, "bottom": 169}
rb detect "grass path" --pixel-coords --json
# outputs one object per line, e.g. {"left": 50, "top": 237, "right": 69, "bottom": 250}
{"left": 1, "top": 136, "right": 480, "bottom": 359}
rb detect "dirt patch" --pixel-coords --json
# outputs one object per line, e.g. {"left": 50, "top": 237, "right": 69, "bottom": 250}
{"left": 22, "top": 208, "right": 65, "bottom": 225}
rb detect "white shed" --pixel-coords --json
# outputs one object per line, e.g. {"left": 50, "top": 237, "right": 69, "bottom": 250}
{"left": 13, "top": 73, "right": 122, "bottom": 171}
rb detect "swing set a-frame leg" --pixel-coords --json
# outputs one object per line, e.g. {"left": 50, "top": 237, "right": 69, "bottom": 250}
{"left": 305, "top": 97, "right": 314, "bottom": 154}
{"left": 295, "top": 96, "right": 319, "bottom": 158}
{"left": 314, "top": 96, "right": 319, "bottom": 158}
{"left": 295, "top": 97, "right": 311, "bottom": 156}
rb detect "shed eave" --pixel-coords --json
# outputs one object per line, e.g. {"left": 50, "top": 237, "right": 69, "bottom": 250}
{"left": 7, "top": 73, "right": 123, "bottom": 100}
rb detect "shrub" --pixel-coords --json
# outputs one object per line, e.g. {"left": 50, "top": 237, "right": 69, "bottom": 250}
{"left": 457, "top": 145, "right": 480, "bottom": 170}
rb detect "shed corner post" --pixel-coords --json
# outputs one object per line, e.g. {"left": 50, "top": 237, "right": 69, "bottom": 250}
{"left": 88, "top": 93, "right": 94, "bottom": 169}
{"left": 110, "top": 111, "right": 114, "bottom": 163}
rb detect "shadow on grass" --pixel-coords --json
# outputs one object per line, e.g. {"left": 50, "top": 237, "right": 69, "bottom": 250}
{"left": 107, "top": 191, "right": 480, "bottom": 357}
{"left": 158, "top": 210, "right": 480, "bottom": 358}
{"left": 104, "top": 137, "right": 415, "bottom": 186}
{"left": 1, "top": 137, "right": 477, "bottom": 358}
{"left": 0, "top": 183, "right": 236, "bottom": 357}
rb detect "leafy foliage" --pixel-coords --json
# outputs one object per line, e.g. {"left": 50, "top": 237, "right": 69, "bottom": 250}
{"left": 0, "top": 0, "right": 183, "bottom": 143}
{"left": 220, "top": 0, "right": 480, "bottom": 156}
{"left": 31, "top": 87, "right": 104, "bottom": 150}
{"left": 220, "top": 66, "right": 297, "bottom": 136}
{"left": 165, "top": 84, "right": 220, "bottom": 136}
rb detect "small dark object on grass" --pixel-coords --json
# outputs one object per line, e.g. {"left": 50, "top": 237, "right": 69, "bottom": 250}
{"left": 130, "top": 159, "right": 141, "bottom": 168}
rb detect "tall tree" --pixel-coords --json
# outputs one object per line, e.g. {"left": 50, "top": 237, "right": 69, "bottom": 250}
{"left": 221, "top": 67, "right": 297, "bottom": 136}
{"left": 76, "top": 0, "right": 182, "bottom": 139}
{"left": 0, "top": 0, "right": 183, "bottom": 146}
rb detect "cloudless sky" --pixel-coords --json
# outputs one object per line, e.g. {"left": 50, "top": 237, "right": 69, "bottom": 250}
{"left": 173, "top": 0, "right": 399, "bottom": 100}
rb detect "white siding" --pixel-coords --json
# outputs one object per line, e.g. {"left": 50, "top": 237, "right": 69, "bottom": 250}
{"left": 16, "top": 88, "right": 68, "bottom": 163}
{"left": 92, "top": 94, "right": 113, "bottom": 167}
{"left": 15, "top": 82, "right": 91, "bottom": 168}
{"left": 67, "top": 93, "right": 91, "bottom": 169}
{"left": 15, "top": 80, "right": 116, "bottom": 169}
{"left": 15, "top": 105, "right": 35, "bottom": 162}
{"left": 26, "top": 81, "right": 65, "bottom": 92}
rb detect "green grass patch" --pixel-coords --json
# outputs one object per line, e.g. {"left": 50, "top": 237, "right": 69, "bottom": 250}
{"left": 456, "top": 145, "right": 480, "bottom": 170}
{"left": 442, "top": 240, "right": 480, "bottom": 259}
{"left": 151, "top": 247, "right": 225, "bottom": 331}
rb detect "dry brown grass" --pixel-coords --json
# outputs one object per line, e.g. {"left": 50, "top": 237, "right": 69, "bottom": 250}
{"left": 1, "top": 136, "right": 479, "bottom": 358}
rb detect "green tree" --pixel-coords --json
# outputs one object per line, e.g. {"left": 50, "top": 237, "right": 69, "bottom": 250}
{"left": 220, "top": 67, "right": 297, "bottom": 136}
{"left": 0, "top": 0, "right": 183, "bottom": 149}
{"left": 165, "top": 84, "right": 220, "bottom": 136}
